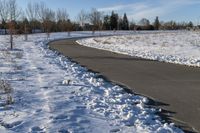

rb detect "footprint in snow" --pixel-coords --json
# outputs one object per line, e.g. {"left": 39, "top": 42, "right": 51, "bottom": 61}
{"left": 110, "top": 128, "right": 121, "bottom": 132}
{"left": 58, "top": 129, "right": 70, "bottom": 133}
{"left": 1, "top": 120, "right": 23, "bottom": 129}
{"left": 54, "top": 114, "right": 69, "bottom": 120}
{"left": 30, "top": 126, "right": 45, "bottom": 133}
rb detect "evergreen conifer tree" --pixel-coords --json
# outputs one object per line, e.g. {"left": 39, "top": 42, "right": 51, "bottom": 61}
{"left": 110, "top": 11, "right": 118, "bottom": 30}
{"left": 122, "top": 13, "right": 129, "bottom": 30}
{"left": 154, "top": 16, "right": 160, "bottom": 30}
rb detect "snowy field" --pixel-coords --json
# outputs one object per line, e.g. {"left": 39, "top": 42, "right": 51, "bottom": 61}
{"left": 0, "top": 31, "right": 183, "bottom": 132}
{"left": 78, "top": 31, "right": 200, "bottom": 67}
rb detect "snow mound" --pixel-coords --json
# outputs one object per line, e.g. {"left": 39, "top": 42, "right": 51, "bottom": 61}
{"left": 0, "top": 32, "right": 183, "bottom": 132}
{"left": 77, "top": 31, "right": 200, "bottom": 67}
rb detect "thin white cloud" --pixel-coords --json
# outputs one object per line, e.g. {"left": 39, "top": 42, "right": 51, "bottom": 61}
{"left": 98, "top": 5, "right": 128, "bottom": 12}
{"left": 98, "top": 3, "right": 149, "bottom": 12}
{"left": 130, "top": 7, "right": 165, "bottom": 20}
{"left": 169, "top": 0, "right": 200, "bottom": 5}
{"left": 98, "top": 0, "right": 200, "bottom": 21}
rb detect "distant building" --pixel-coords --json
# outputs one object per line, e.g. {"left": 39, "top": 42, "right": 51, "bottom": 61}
{"left": 0, "top": 29, "right": 10, "bottom": 35}
{"left": 196, "top": 25, "right": 200, "bottom": 30}
{"left": 32, "top": 29, "right": 42, "bottom": 33}
{"left": 84, "top": 23, "right": 94, "bottom": 31}
{"left": 186, "top": 26, "right": 200, "bottom": 31}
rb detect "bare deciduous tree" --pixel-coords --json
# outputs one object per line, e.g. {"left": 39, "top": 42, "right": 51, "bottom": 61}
{"left": 7, "top": 0, "right": 21, "bottom": 21}
{"left": 26, "top": 2, "right": 38, "bottom": 21}
{"left": 77, "top": 9, "right": 88, "bottom": 29}
{"left": 26, "top": 2, "right": 39, "bottom": 33}
{"left": 56, "top": 8, "right": 69, "bottom": 32}
{"left": 0, "top": 0, "right": 9, "bottom": 33}
{"left": 56, "top": 9, "right": 69, "bottom": 22}
{"left": 0, "top": 0, "right": 8, "bottom": 20}
{"left": 37, "top": 2, "right": 55, "bottom": 39}
{"left": 1, "top": 0, "right": 21, "bottom": 49}
{"left": 139, "top": 18, "right": 150, "bottom": 26}
{"left": 66, "top": 19, "right": 73, "bottom": 36}
{"left": 89, "top": 8, "right": 103, "bottom": 34}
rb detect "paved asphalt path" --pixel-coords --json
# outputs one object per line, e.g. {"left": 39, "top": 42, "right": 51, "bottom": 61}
{"left": 49, "top": 38, "right": 200, "bottom": 133}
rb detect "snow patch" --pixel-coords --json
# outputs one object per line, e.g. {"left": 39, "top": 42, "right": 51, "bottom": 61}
{"left": 78, "top": 31, "right": 200, "bottom": 67}
{"left": 0, "top": 32, "right": 184, "bottom": 132}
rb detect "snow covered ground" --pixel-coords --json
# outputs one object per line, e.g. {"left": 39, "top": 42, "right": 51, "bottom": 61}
{"left": 0, "top": 32, "right": 183, "bottom": 133}
{"left": 78, "top": 31, "right": 200, "bottom": 67}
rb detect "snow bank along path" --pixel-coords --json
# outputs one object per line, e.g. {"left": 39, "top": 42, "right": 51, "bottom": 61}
{"left": 77, "top": 31, "right": 200, "bottom": 67}
{"left": 0, "top": 32, "right": 183, "bottom": 132}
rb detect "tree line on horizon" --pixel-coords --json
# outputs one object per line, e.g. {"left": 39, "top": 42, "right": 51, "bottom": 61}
{"left": 0, "top": 0, "right": 196, "bottom": 35}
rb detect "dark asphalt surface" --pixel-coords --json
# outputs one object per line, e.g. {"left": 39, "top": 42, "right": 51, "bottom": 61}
{"left": 49, "top": 39, "right": 200, "bottom": 133}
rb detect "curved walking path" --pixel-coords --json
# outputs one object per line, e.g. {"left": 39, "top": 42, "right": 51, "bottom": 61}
{"left": 49, "top": 38, "right": 200, "bottom": 133}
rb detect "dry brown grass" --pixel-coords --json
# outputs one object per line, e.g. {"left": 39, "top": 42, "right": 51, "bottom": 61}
{"left": 0, "top": 80, "right": 14, "bottom": 106}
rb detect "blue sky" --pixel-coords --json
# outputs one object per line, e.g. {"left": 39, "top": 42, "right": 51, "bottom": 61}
{"left": 17, "top": 0, "right": 200, "bottom": 24}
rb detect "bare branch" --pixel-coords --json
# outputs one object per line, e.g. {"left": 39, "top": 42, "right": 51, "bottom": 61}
{"left": 56, "top": 8, "right": 69, "bottom": 22}
{"left": 89, "top": 8, "right": 104, "bottom": 30}
{"left": 26, "top": 2, "right": 39, "bottom": 21}
{"left": 77, "top": 9, "right": 88, "bottom": 27}
{"left": 7, "top": 0, "right": 21, "bottom": 21}
{"left": 0, "top": 0, "right": 9, "bottom": 21}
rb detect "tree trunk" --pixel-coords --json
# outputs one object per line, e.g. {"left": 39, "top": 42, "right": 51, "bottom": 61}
{"left": 10, "top": 33, "right": 13, "bottom": 50}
